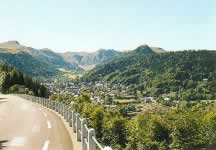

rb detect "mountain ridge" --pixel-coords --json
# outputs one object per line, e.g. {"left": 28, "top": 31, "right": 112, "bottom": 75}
{"left": 0, "top": 41, "right": 80, "bottom": 78}
{"left": 0, "top": 41, "right": 124, "bottom": 77}
{"left": 61, "top": 49, "right": 122, "bottom": 66}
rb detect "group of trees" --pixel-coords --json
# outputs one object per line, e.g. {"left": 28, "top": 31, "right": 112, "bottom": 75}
{"left": 51, "top": 93, "right": 216, "bottom": 149}
{"left": 127, "top": 102, "right": 216, "bottom": 150}
{"left": 0, "top": 64, "right": 49, "bottom": 97}
{"left": 51, "top": 92, "right": 128, "bottom": 149}
{"left": 83, "top": 49, "right": 216, "bottom": 101}
{"left": 50, "top": 93, "right": 76, "bottom": 104}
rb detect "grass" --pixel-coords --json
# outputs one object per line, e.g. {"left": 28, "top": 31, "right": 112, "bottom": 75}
{"left": 56, "top": 68, "right": 81, "bottom": 80}
{"left": 113, "top": 99, "right": 138, "bottom": 104}
{"left": 58, "top": 68, "right": 74, "bottom": 73}
{"left": 79, "top": 65, "right": 96, "bottom": 71}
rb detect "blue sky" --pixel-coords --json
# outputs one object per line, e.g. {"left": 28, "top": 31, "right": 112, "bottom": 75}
{"left": 0, "top": 0, "right": 215, "bottom": 52}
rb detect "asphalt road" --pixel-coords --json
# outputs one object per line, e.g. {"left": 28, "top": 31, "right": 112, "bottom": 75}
{"left": 0, "top": 94, "right": 73, "bottom": 150}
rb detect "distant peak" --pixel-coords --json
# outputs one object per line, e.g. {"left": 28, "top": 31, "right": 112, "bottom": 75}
{"left": 134, "top": 44, "right": 153, "bottom": 54}
{"left": 98, "top": 48, "right": 107, "bottom": 52}
{"left": 41, "top": 48, "right": 52, "bottom": 51}
{"left": 138, "top": 44, "right": 150, "bottom": 48}
{"left": 151, "top": 47, "right": 166, "bottom": 53}
{"left": 97, "top": 49, "right": 114, "bottom": 52}
{"left": 0, "top": 41, "right": 22, "bottom": 49}
{"left": 2, "top": 40, "right": 20, "bottom": 45}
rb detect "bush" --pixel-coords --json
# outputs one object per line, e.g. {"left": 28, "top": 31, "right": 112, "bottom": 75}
{"left": 8, "top": 84, "right": 25, "bottom": 93}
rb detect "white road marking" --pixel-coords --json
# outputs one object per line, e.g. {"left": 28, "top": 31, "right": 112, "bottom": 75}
{"left": 47, "top": 120, "right": 52, "bottom": 129}
{"left": 10, "top": 137, "right": 26, "bottom": 146}
{"left": 43, "top": 112, "right": 47, "bottom": 117}
{"left": 32, "top": 125, "right": 40, "bottom": 133}
{"left": 42, "top": 140, "right": 50, "bottom": 150}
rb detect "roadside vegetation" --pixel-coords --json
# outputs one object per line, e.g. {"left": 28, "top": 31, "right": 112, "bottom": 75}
{"left": 51, "top": 92, "right": 216, "bottom": 150}
{"left": 0, "top": 64, "right": 49, "bottom": 97}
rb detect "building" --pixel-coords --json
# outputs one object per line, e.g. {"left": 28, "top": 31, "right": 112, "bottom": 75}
{"left": 65, "top": 87, "right": 80, "bottom": 95}
{"left": 140, "top": 97, "right": 154, "bottom": 103}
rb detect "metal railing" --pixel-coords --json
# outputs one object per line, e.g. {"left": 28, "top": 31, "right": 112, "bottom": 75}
{"left": 19, "top": 94, "right": 112, "bottom": 150}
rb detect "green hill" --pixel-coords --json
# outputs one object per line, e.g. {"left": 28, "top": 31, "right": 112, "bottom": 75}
{"left": 0, "top": 50, "right": 57, "bottom": 78}
{"left": 83, "top": 45, "right": 216, "bottom": 101}
{"left": 0, "top": 41, "right": 80, "bottom": 78}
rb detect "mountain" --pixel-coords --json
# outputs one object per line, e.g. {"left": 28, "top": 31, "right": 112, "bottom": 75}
{"left": 133, "top": 44, "right": 154, "bottom": 54}
{"left": 61, "top": 49, "right": 122, "bottom": 68}
{"left": 0, "top": 51, "right": 57, "bottom": 78}
{"left": 82, "top": 45, "right": 216, "bottom": 101}
{"left": 0, "top": 41, "right": 79, "bottom": 69}
{"left": 0, "top": 41, "right": 80, "bottom": 78}
{"left": 61, "top": 46, "right": 163, "bottom": 70}
{"left": 0, "top": 41, "right": 123, "bottom": 77}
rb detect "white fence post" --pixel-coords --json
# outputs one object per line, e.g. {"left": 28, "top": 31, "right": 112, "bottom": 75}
{"left": 65, "top": 106, "right": 69, "bottom": 120}
{"left": 45, "top": 99, "right": 48, "bottom": 107}
{"left": 88, "top": 129, "right": 96, "bottom": 150}
{"left": 47, "top": 100, "right": 50, "bottom": 108}
{"left": 72, "top": 111, "right": 76, "bottom": 132}
{"left": 49, "top": 100, "right": 51, "bottom": 109}
{"left": 50, "top": 100, "right": 55, "bottom": 110}
{"left": 68, "top": 107, "right": 70, "bottom": 120}
{"left": 63, "top": 105, "right": 66, "bottom": 118}
{"left": 62, "top": 104, "right": 65, "bottom": 116}
{"left": 53, "top": 100, "right": 58, "bottom": 112}
{"left": 69, "top": 111, "right": 73, "bottom": 127}
{"left": 76, "top": 113, "right": 81, "bottom": 141}
{"left": 57, "top": 102, "right": 60, "bottom": 113}
{"left": 103, "top": 147, "right": 113, "bottom": 150}
{"left": 81, "top": 118, "right": 87, "bottom": 150}
{"left": 19, "top": 95, "right": 112, "bottom": 150}
{"left": 60, "top": 104, "right": 63, "bottom": 115}
{"left": 67, "top": 108, "right": 71, "bottom": 122}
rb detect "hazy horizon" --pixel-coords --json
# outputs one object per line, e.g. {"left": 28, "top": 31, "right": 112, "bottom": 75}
{"left": 0, "top": 0, "right": 216, "bottom": 52}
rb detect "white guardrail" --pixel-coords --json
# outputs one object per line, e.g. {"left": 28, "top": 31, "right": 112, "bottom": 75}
{"left": 19, "top": 94, "right": 112, "bottom": 150}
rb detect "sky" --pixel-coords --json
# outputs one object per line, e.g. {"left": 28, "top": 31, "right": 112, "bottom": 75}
{"left": 0, "top": 0, "right": 216, "bottom": 52}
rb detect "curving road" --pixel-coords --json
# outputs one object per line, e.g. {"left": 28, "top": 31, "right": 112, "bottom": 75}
{"left": 0, "top": 94, "right": 73, "bottom": 150}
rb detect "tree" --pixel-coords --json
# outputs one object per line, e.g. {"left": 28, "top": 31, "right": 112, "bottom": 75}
{"left": 111, "top": 117, "right": 127, "bottom": 148}
{"left": 0, "top": 64, "right": 49, "bottom": 97}
{"left": 1, "top": 73, "right": 11, "bottom": 93}
{"left": 78, "top": 92, "right": 91, "bottom": 103}
{"left": 170, "top": 113, "right": 209, "bottom": 149}
{"left": 104, "top": 95, "right": 112, "bottom": 105}
{"left": 89, "top": 106, "right": 104, "bottom": 139}
{"left": 39, "top": 85, "right": 49, "bottom": 98}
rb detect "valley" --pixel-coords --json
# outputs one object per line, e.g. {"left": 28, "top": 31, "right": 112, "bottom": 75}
{"left": 1, "top": 41, "right": 216, "bottom": 150}
{"left": 1, "top": 1, "right": 216, "bottom": 149}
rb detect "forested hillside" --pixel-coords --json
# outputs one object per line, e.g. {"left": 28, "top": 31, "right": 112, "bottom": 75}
{"left": 83, "top": 45, "right": 216, "bottom": 101}
{"left": 0, "top": 50, "right": 58, "bottom": 77}
{"left": 0, "top": 41, "right": 80, "bottom": 78}
{"left": 0, "top": 64, "right": 48, "bottom": 97}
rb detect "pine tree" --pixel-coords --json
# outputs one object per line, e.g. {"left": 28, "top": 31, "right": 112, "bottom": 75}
{"left": 1, "top": 73, "right": 11, "bottom": 93}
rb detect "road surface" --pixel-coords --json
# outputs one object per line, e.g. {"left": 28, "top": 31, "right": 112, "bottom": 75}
{"left": 0, "top": 94, "right": 73, "bottom": 150}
